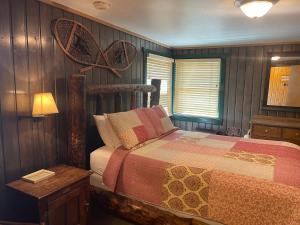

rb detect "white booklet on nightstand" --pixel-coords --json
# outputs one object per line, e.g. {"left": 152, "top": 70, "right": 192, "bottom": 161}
{"left": 22, "top": 169, "right": 56, "bottom": 184}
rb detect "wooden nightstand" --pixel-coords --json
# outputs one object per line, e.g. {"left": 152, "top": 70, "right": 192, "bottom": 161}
{"left": 6, "top": 165, "right": 92, "bottom": 225}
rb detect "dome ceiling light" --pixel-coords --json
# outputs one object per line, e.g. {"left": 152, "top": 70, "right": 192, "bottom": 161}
{"left": 93, "top": 0, "right": 112, "bottom": 10}
{"left": 235, "top": 0, "right": 279, "bottom": 18}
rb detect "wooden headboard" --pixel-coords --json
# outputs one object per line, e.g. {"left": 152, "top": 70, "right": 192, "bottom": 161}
{"left": 68, "top": 74, "right": 161, "bottom": 168}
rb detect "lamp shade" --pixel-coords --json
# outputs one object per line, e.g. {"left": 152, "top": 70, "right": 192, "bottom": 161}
{"left": 32, "top": 92, "right": 59, "bottom": 117}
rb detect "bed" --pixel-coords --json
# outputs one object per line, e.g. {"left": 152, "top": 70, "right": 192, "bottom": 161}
{"left": 68, "top": 74, "right": 300, "bottom": 225}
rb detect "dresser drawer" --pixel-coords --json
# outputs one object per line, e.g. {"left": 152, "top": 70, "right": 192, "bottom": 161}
{"left": 282, "top": 128, "right": 300, "bottom": 141}
{"left": 252, "top": 125, "right": 282, "bottom": 138}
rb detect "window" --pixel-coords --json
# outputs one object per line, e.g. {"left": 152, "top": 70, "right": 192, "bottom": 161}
{"left": 144, "top": 49, "right": 225, "bottom": 125}
{"left": 146, "top": 53, "right": 173, "bottom": 114}
{"left": 174, "top": 58, "right": 223, "bottom": 121}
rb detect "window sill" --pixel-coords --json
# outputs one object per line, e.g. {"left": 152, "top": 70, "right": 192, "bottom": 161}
{"left": 171, "top": 114, "right": 223, "bottom": 125}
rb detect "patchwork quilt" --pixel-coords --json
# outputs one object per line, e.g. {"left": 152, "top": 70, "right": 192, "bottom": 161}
{"left": 103, "top": 130, "right": 300, "bottom": 225}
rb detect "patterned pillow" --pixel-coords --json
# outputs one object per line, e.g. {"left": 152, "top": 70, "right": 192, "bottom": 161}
{"left": 144, "top": 105, "right": 175, "bottom": 136}
{"left": 107, "top": 108, "right": 158, "bottom": 149}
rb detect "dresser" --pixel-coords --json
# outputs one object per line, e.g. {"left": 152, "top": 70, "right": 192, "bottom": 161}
{"left": 250, "top": 115, "right": 300, "bottom": 146}
{"left": 6, "top": 165, "right": 92, "bottom": 225}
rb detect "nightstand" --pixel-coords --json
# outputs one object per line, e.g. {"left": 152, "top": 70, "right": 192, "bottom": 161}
{"left": 6, "top": 165, "right": 92, "bottom": 225}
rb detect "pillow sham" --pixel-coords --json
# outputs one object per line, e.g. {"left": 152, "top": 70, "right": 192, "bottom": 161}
{"left": 144, "top": 105, "right": 175, "bottom": 136}
{"left": 106, "top": 108, "right": 158, "bottom": 149}
{"left": 93, "top": 115, "right": 122, "bottom": 149}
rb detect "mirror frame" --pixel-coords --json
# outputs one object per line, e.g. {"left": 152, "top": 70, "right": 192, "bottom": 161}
{"left": 262, "top": 51, "right": 300, "bottom": 112}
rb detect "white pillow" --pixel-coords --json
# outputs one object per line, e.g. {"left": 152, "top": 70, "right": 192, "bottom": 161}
{"left": 93, "top": 115, "right": 122, "bottom": 149}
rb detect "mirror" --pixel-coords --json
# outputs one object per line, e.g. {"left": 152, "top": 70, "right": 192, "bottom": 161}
{"left": 263, "top": 52, "right": 300, "bottom": 111}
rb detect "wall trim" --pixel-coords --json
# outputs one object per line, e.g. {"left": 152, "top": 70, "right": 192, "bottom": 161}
{"left": 171, "top": 40, "right": 300, "bottom": 50}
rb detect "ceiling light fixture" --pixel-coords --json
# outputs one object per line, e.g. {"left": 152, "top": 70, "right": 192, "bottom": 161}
{"left": 93, "top": 0, "right": 112, "bottom": 10}
{"left": 235, "top": 0, "right": 279, "bottom": 18}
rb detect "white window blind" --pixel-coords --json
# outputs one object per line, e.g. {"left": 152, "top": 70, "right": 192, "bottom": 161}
{"left": 174, "top": 58, "right": 221, "bottom": 118}
{"left": 146, "top": 53, "right": 173, "bottom": 114}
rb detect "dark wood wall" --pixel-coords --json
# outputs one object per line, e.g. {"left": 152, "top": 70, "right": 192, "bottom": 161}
{"left": 0, "top": 0, "right": 169, "bottom": 218}
{"left": 172, "top": 44, "right": 300, "bottom": 135}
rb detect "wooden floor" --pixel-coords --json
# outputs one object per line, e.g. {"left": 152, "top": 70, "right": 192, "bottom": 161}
{"left": 90, "top": 206, "right": 134, "bottom": 225}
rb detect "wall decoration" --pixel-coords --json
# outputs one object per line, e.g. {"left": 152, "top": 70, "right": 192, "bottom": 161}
{"left": 51, "top": 18, "right": 137, "bottom": 77}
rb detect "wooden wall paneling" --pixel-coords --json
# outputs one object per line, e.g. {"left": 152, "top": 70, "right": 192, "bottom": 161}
{"left": 91, "top": 20, "right": 101, "bottom": 115}
{"left": 96, "top": 24, "right": 106, "bottom": 84}
{"left": 225, "top": 48, "right": 238, "bottom": 131}
{"left": 260, "top": 45, "right": 274, "bottom": 116}
{"left": 106, "top": 27, "right": 116, "bottom": 112}
{"left": 73, "top": 15, "right": 83, "bottom": 73}
{"left": 131, "top": 36, "right": 138, "bottom": 107}
{"left": 10, "top": 0, "right": 34, "bottom": 175}
{"left": 62, "top": 10, "right": 76, "bottom": 164}
{"left": 99, "top": 25, "right": 108, "bottom": 86}
{"left": 135, "top": 38, "right": 142, "bottom": 107}
{"left": 118, "top": 31, "right": 127, "bottom": 111}
{"left": 91, "top": 21, "right": 100, "bottom": 86}
{"left": 52, "top": 6, "right": 68, "bottom": 163}
{"left": 0, "top": 0, "right": 21, "bottom": 182}
{"left": 98, "top": 24, "right": 108, "bottom": 113}
{"left": 82, "top": 17, "right": 95, "bottom": 122}
{"left": 26, "top": 0, "right": 46, "bottom": 170}
{"left": 62, "top": 11, "right": 76, "bottom": 75}
{"left": 241, "top": 47, "right": 256, "bottom": 135}
{"left": 112, "top": 29, "right": 120, "bottom": 85}
{"left": 221, "top": 47, "right": 232, "bottom": 131}
{"left": 233, "top": 47, "right": 246, "bottom": 131}
{"left": 250, "top": 46, "right": 264, "bottom": 122}
{"left": 131, "top": 36, "right": 138, "bottom": 84}
{"left": 40, "top": 3, "right": 57, "bottom": 167}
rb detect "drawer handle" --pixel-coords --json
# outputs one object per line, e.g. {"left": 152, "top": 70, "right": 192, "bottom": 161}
{"left": 296, "top": 133, "right": 300, "bottom": 136}
{"left": 265, "top": 129, "right": 269, "bottom": 133}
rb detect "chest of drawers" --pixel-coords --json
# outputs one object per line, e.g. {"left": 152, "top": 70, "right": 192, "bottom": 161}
{"left": 250, "top": 115, "right": 300, "bottom": 146}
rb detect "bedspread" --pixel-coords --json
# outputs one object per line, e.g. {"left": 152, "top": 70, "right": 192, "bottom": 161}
{"left": 103, "top": 130, "right": 300, "bottom": 225}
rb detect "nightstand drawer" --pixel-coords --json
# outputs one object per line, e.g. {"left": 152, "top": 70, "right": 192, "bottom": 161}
{"left": 48, "top": 178, "right": 89, "bottom": 202}
{"left": 252, "top": 125, "right": 282, "bottom": 138}
{"left": 282, "top": 128, "right": 300, "bottom": 141}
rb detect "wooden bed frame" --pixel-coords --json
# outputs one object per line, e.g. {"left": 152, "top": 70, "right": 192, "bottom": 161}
{"left": 68, "top": 74, "right": 211, "bottom": 225}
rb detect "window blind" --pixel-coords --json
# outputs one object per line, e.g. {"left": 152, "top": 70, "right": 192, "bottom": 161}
{"left": 146, "top": 53, "right": 173, "bottom": 114}
{"left": 174, "top": 58, "right": 221, "bottom": 118}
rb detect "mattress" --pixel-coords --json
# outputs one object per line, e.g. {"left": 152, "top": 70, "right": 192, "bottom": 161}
{"left": 90, "top": 145, "right": 115, "bottom": 189}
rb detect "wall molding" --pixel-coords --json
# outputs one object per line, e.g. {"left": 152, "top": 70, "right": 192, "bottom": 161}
{"left": 171, "top": 40, "right": 300, "bottom": 50}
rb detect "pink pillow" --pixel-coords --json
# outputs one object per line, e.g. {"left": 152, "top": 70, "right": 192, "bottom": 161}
{"left": 144, "top": 105, "right": 175, "bottom": 136}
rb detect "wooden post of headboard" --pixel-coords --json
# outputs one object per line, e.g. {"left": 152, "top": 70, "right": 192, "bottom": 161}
{"left": 68, "top": 74, "right": 87, "bottom": 168}
{"left": 150, "top": 79, "right": 161, "bottom": 107}
{"left": 68, "top": 77, "right": 161, "bottom": 169}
